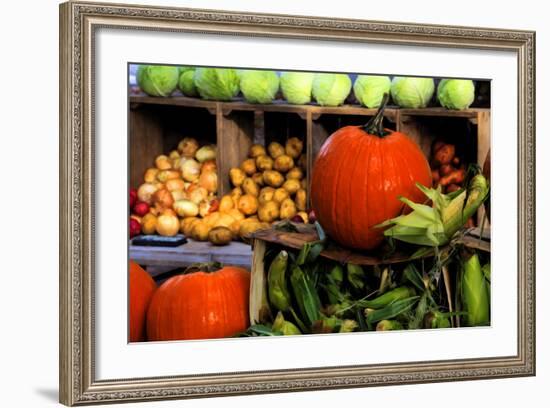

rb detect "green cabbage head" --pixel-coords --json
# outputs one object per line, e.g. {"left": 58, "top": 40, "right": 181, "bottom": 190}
{"left": 178, "top": 69, "right": 198, "bottom": 97}
{"left": 194, "top": 68, "right": 240, "bottom": 101}
{"left": 280, "top": 72, "right": 315, "bottom": 105}
{"left": 390, "top": 77, "right": 435, "bottom": 108}
{"left": 353, "top": 75, "right": 391, "bottom": 108}
{"left": 137, "top": 65, "right": 179, "bottom": 97}
{"left": 239, "top": 70, "right": 279, "bottom": 104}
{"left": 312, "top": 73, "right": 352, "bottom": 106}
{"left": 437, "top": 79, "right": 475, "bottom": 110}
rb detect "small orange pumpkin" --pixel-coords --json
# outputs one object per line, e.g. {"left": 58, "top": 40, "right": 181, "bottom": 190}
{"left": 147, "top": 264, "right": 250, "bottom": 341}
{"left": 129, "top": 261, "right": 157, "bottom": 342}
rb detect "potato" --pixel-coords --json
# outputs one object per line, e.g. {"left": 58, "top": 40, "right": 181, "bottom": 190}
{"left": 239, "top": 220, "right": 264, "bottom": 242}
{"left": 144, "top": 168, "right": 159, "bottom": 183}
{"left": 256, "top": 155, "right": 274, "bottom": 171}
{"left": 191, "top": 220, "right": 211, "bottom": 241}
{"left": 268, "top": 142, "right": 285, "bottom": 159}
{"left": 237, "top": 194, "right": 259, "bottom": 216}
{"left": 157, "top": 169, "right": 181, "bottom": 183}
{"left": 181, "top": 216, "right": 199, "bottom": 236}
{"left": 286, "top": 167, "right": 304, "bottom": 180}
{"left": 285, "top": 137, "right": 304, "bottom": 159}
{"left": 280, "top": 198, "right": 297, "bottom": 220}
{"left": 240, "top": 158, "right": 257, "bottom": 176}
{"left": 249, "top": 143, "right": 267, "bottom": 158}
{"left": 242, "top": 177, "right": 259, "bottom": 197}
{"left": 229, "top": 219, "right": 242, "bottom": 238}
{"left": 229, "top": 167, "right": 246, "bottom": 187}
{"left": 273, "top": 188, "right": 290, "bottom": 204}
{"left": 283, "top": 179, "right": 301, "bottom": 195}
{"left": 141, "top": 213, "right": 158, "bottom": 235}
{"left": 297, "top": 211, "right": 309, "bottom": 223}
{"left": 295, "top": 189, "right": 307, "bottom": 211}
{"left": 434, "top": 144, "right": 455, "bottom": 166}
{"left": 155, "top": 155, "right": 172, "bottom": 170}
{"left": 165, "top": 178, "right": 186, "bottom": 192}
{"left": 258, "top": 201, "right": 280, "bottom": 223}
{"left": 208, "top": 226, "right": 233, "bottom": 246}
{"left": 274, "top": 155, "right": 294, "bottom": 173}
{"left": 263, "top": 170, "right": 284, "bottom": 188}
{"left": 251, "top": 172, "right": 265, "bottom": 186}
{"left": 156, "top": 214, "right": 179, "bottom": 236}
{"left": 187, "top": 186, "right": 208, "bottom": 205}
{"left": 230, "top": 187, "right": 243, "bottom": 207}
{"left": 258, "top": 186, "right": 275, "bottom": 205}
{"left": 297, "top": 154, "right": 307, "bottom": 171}
{"left": 219, "top": 195, "right": 234, "bottom": 212}
{"left": 212, "top": 213, "right": 235, "bottom": 229}
{"left": 224, "top": 208, "right": 245, "bottom": 222}
{"left": 300, "top": 179, "right": 307, "bottom": 190}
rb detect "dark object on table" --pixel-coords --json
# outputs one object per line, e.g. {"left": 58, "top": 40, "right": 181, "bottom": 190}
{"left": 131, "top": 234, "right": 187, "bottom": 247}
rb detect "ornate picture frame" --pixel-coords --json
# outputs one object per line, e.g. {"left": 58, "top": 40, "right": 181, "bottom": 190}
{"left": 59, "top": 1, "right": 535, "bottom": 405}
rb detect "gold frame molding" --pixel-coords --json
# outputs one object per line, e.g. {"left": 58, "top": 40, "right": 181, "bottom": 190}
{"left": 59, "top": 1, "right": 536, "bottom": 405}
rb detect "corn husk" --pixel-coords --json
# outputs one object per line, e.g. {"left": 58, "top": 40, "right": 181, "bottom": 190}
{"left": 378, "top": 173, "right": 489, "bottom": 247}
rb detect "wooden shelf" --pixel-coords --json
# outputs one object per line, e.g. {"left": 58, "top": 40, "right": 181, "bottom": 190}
{"left": 129, "top": 239, "right": 253, "bottom": 270}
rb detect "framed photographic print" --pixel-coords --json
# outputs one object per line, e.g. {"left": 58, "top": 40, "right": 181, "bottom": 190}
{"left": 59, "top": 1, "right": 535, "bottom": 405}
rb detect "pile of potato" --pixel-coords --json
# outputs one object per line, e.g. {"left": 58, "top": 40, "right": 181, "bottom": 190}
{"left": 226, "top": 137, "right": 309, "bottom": 226}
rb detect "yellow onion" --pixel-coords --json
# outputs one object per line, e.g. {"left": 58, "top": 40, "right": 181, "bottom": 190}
{"left": 173, "top": 199, "right": 199, "bottom": 217}
{"left": 157, "top": 169, "right": 181, "bottom": 183}
{"left": 188, "top": 186, "right": 208, "bottom": 205}
{"left": 165, "top": 178, "right": 186, "bottom": 192}
{"left": 177, "top": 137, "right": 199, "bottom": 158}
{"left": 137, "top": 183, "right": 159, "bottom": 205}
{"left": 195, "top": 145, "right": 217, "bottom": 163}
{"left": 170, "top": 190, "right": 187, "bottom": 202}
{"left": 180, "top": 158, "right": 201, "bottom": 182}
{"left": 198, "top": 169, "right": 218, "bottom": 193}
{"left": 201, "top": 159, "right": 217, "bottom": 173}
{"left": 155, "top": 155, "right": 172, "bottom": 170}
{"left": 152, "top": 188, "right": 174, "bottom": 211}
{"left": 141, "top": 213, "right": 157, "bottom": 235}
{"left": 199, "top": 199, "right": 220, "bottom": 218}
{"left": 156, "top": 214, "right": 179, "bottom": 237}
{"left": 143, "top": 168, "right": 159, "bottom": 183}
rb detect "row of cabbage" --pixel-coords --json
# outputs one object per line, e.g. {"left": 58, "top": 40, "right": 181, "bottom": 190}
{"left": 136, "top": 65, "right": 476, "bottom": 110}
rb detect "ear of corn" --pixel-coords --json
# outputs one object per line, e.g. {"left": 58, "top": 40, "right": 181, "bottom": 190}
{"left": 378, "top": 172, "right": 489, "bottom": 247}
{"left": 376, "top": 319, "right": 403, "bottom": 331}
{"left": 360, "top": 286, "right": 416, "bottom": 309}
{"left": 272, "top": 311, "right": 302, "bottom": 335}
{"left": 347, "top": 263, "right": 366, "bottom": 290}
{"left": 267, "top": 250, "right": 291, "bottom": 312}
{"left": 461, "top": 252, "right": 490, "bottom": 326}
{"left": 365, "top": 296, "right": 419, "bottom": 324}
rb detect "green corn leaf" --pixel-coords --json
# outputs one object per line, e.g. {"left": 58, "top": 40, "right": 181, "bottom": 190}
{"left": 290, "top": 265, "right": 322, "bottom": 327}
{"left": 365, "top": 296, "right": 420, "bottom": 324}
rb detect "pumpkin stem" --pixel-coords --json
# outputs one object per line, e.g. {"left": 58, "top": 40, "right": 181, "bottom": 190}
{"left": 184, "top": 261, "right": 223, "bottom": 274}
{"left": 363, "top": 93, "right": 390, "bottom": 137}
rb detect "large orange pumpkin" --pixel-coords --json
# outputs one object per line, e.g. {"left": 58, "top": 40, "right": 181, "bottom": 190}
{"left": 146, "top": 264, "right": 250, "bottom": 341}
{"left": 129, "top": 261, "right": 157, "bottom": 342}
{"left": 310, "top": 95, "right": 431, "bottom": 250}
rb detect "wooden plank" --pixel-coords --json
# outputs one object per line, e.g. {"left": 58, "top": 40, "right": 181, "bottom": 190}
{"left": 476, "top": 110, "right": 491, "bottom": 227}
{"left": 400, "top": 107, "right": 489, "bottom": 118}
{"left": 129, "top": 239, "right": 253, "bottom": 268}
{"left": 130, "top": 93, "right": 218, "bottom": 110}
{"left": 129, "top": 107, "right": 164, "bottom": 189}
{"left": 396, "top": 111, "right": 432, "bottom": 157}
{"left": 217, "top": 109, "right": 254, "bottom": 196}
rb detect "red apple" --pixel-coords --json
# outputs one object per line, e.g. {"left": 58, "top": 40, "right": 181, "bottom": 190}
{"left": 290, "top": 214, "right": 304, "bottom": 223}
{"left": 129, "top": 188, "right": 137, "bottom": 209}
{"left": 129, "top": 218, "right": 141, "bottom": 238}
{"left": 308, "top": 209, "right": 317, "bottom": 224}
{"left": 133, "top": 201, "right": 150, "bottom": 217}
